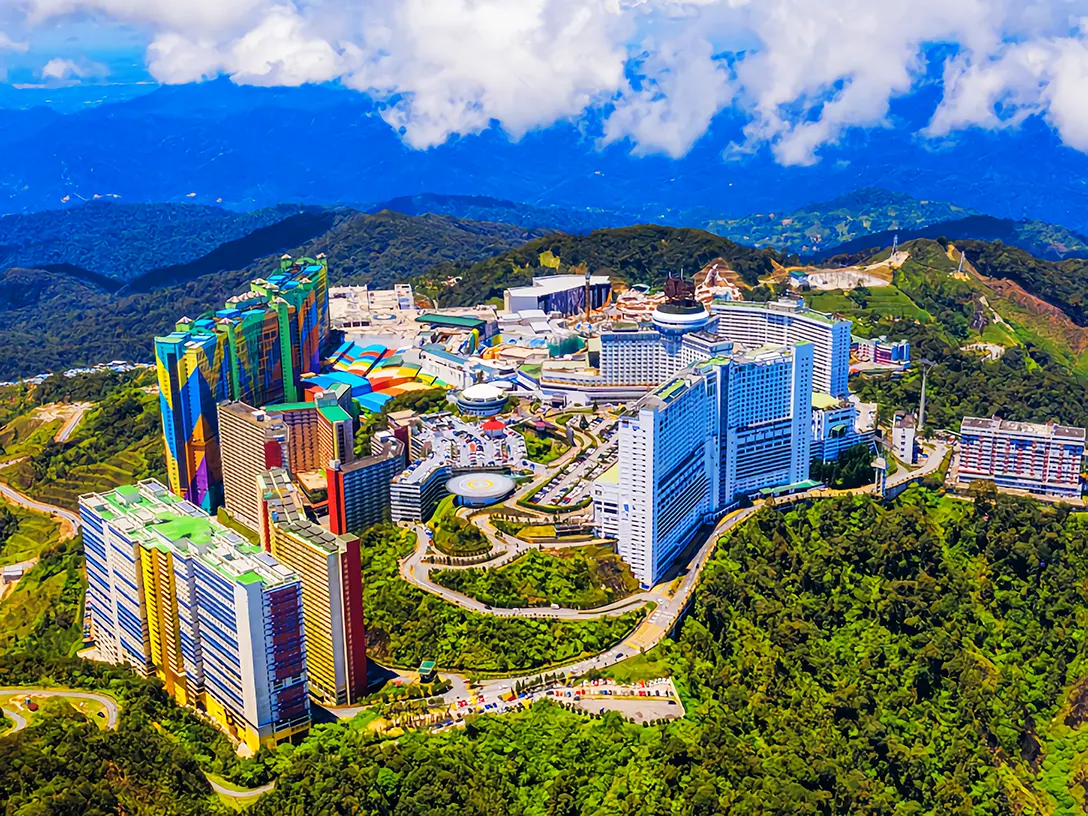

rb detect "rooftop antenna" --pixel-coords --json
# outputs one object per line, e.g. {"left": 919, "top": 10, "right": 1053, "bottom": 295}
{"left": 584, "top": 265, "right": 592, "bottom": 327}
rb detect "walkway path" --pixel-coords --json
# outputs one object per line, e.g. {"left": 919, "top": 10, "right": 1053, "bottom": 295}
{"left": 206, "top": 776, "right": 276, "bottom": 801}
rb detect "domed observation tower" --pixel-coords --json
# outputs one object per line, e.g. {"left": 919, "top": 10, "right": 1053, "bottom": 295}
{"left": 651, "top": 299, "right": 711, "bottom": 335}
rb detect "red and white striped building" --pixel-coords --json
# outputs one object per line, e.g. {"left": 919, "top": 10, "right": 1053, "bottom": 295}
{"left": 958, "top": 416, "right": 1085, "bottom": 498}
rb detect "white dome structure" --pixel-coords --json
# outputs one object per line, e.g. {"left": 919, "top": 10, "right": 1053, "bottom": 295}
{"left": 457, "top": 382, "right": 509, "bottom": 417}
{"left": 651, "top": 300, "right": 711, "bottom": 334}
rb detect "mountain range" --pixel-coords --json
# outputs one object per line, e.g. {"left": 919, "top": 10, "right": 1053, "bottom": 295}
{"left": 2, "top": 80, "right": 1088, "bottom": 234}
{"left": 6, "top": 180, "right": 1088, "bottom": 384}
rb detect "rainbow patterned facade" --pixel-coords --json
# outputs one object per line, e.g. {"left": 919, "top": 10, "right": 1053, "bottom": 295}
{"left": 320, "top": 339, "right": 444, "bottom": 413}
{"left": 156, "top": 256, "right": 330, "bottom": 511}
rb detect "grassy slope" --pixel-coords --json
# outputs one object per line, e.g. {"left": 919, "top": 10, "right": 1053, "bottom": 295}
{"left": 431, "top": 544, "right": 640, "bottom": 610}
{"left": 806, "top": 239, "right": 1088, "bottom": 375}
{"left": 0, "top": 388, "right": 164, "bottom": 510}
{"left": 0, "top": 502, "right": 63, "bottom": 566}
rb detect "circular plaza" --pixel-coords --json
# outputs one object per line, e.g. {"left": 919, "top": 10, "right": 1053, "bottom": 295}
{"left": 446, "top": 472, "right": 517, "bottom": 507}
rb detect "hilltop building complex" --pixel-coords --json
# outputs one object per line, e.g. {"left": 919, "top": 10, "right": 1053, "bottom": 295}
{"left": 504, "top": 274, "right": 612, "bottom": 316}
{"left": 709, "top": 299, "right": 851, "bottom": 397}
{"left": 957, "top": 416, "right": 1085, "bottom": 498}
{"left": 614, "top": 343, "right": 814, "bottom": 586}
{"left": 155, "top": 256, "right": 330, "bottom": 512}
{"left": 258, "top": 469, "right": 368, "bottom": 706}
{"left": 81, "top": 480, "right": 310, "bottom": 751}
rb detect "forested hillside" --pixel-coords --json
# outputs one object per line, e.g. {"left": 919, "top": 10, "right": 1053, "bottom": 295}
{"left": 368, "top": 193, "right": 619, "bottom": 234}
{"left": 0, "top": 211, "right": 549, "bottom": 379}
{"left": 7, "top": 487, "right": 1084, "bottom": 814}
{"left": 706, "top": 187, "right": 973, "bottom": 254}
{"left": 0, "top": 201, "right": 311, "bottom": 280}
{"left": 416, "top": 225, "right": 792, "bottom": 307}
{"left": 822, "top": 238, "right": 1088, "bottom": 427}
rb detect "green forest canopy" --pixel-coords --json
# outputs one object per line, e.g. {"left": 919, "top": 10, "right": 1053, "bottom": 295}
{"left": 5, "top": 488, "right": 1088, "bottom": 813}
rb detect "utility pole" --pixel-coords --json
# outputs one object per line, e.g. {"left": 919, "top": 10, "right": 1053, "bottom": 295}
{"left": 918, "top": 358, "right": 936, "bottom": 435}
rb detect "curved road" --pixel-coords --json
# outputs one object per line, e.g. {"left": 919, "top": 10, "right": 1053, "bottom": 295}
{"left": 0, "top": 458, "right": 82, "bottom": 539}
{"left": 401, "top": 523, "right": 652, "bottom": 620}
{"left": 381, "top": 441, "right": 950, "bottom": 709}
{"left": 53, "top": 402, "right": 92, "bottom": 444}
{"left": 0, "top": 687, "right": 274, "bottom": 800}
{"left": 0, "top": 688, "right": 120, "bottom": 732}
{"left": 206, "top": 777, "right": 276, "bottom": 801}
{"left": 1, "top": 706, "right": 27, "bottom": 734}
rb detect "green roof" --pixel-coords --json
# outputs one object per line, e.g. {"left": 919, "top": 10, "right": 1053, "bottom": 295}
{"left": 596, "top": 463, "right": 620, "bottom": 485}
{"left": 653, "top": 378, "right": 688, "bottom": 401}
{"left": 317, "top": 404, "right": 352, "bottom": 424}
{"left": 419, "top": 660, "right": 436, "bottom": 672}
{"left": 811, "top": 392, "right": 843, "bottom": 410}
{"left": 415, "top": 313, "right": 486, "bottom": 329}
{"left": 155, "top": 515, "right": 215, "bottom": 545}
{"left": 264, "top": 401, "right": 316, "bottom": 413}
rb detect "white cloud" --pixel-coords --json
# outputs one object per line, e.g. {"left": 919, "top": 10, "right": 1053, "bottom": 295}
{"left": 0, "top": 32, "right": 30, "bottom": 53}
{"left": 16, "top": 0, "right": 1088, "bottom": 162}
{"left": 146, "top": 6, "right": 345, "bottom": 86}
{"left": 41, "top": 55, "right": 109, "bottom": 81}
{"left": 603, "top": 33, "right": 734, "bottom": 158}
{"left": 342, "top": 0, "right": 631, "bottom": 148}
{"left": 928, "top": 32, "right": 1088, "bottom": 153}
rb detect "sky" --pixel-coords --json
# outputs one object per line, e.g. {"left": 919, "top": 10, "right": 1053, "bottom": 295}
{"left": 2, "top": 0, "right": 1088, "bottom": 165}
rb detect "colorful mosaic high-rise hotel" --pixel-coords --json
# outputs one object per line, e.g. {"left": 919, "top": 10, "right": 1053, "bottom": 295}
{"left": 155, "top": 255, "right": 330, "bottom": 511}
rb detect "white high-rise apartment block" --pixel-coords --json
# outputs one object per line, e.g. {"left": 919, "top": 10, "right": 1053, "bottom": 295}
{"left": 714, "top": 344, "right": 814, "bottom": 499}
{"left": 599, "top": 301, "right": 732, "bottom": 386}
{"left": 710, "top": 298, "right": 851, "bottom": 397}
{"left": 614, "top": 342, "right": 814, "bottom": 587}
{"left": 616, "top": 370, "right": 715, "bottom": 587}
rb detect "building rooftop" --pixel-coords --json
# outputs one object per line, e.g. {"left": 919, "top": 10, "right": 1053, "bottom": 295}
{"left": 507, "top": 274, "right": 610, "bottom": 297}
{"left": 710, "top": 297, "right": 843, "bottom": 327}
{"left": 219, "top": 401, "right": 288, "bottom": 429}
{"left": 416, "top": 313, "right": 487, "bottom": 330}
{"left": 394, "top": 453, "right": 451, "bottom": 486}
{"left": 80, "top": 480, "right": 297, "bottom": 588}
{"left": 279, "top": 518, "right": 353, "bottom": 554}
{"left": 421, "top": 344, "right": 470, "bottom": 366}
{"left": 264, "top": 401, "right": 317, "bottom": 413}
{"left": 960, "top": 415, "right": 1086, "bottom": 441}
{"left": 894, "top": 411, "right": 916, "bottom": 429}
{"left": 460, "top": 382, "right": 506, "bottom": 402}
{"left": 812, "top": 392, "right": 847, "bottom": 410}
{"left": 317, "top": 404, "right": 352, "bottom": 424}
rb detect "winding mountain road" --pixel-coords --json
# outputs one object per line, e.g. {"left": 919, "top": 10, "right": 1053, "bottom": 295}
{"left": 0, "top": 458, "right": 81, "bottom": 539}
{"left": 0, "top": 688, "right": 120, "bottom": 733}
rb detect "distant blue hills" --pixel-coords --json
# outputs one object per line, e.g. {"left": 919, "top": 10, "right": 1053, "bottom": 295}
{"left": 1, "top": 78, "right": 1087, "bottom": 233}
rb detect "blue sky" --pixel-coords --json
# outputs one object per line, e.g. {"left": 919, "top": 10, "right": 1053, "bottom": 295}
{"left": 3, "top": 1, "right": 1088, "bottom": 165}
